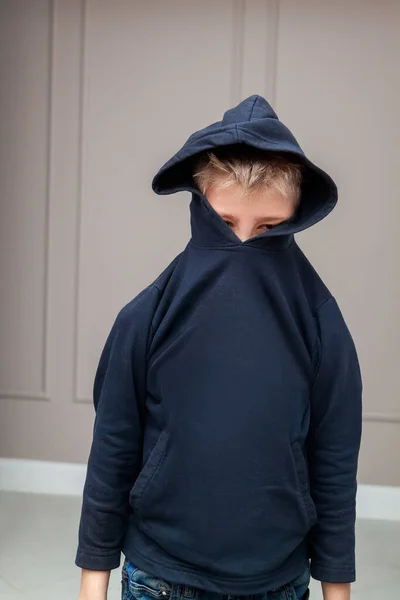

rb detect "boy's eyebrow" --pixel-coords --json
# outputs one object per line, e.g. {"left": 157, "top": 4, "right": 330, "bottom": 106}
{"left": 219, "top": 213, "right": 236, "bottom": 221}
{"left": 219, "top": 213, "right": 286, "bottom": 223}
{"left": 258, "top": 216, "right": 286, "bottom": 223}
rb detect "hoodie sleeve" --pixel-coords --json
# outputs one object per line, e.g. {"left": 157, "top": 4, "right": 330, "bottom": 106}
{"left": 307, "top": 296, "right": 362, "bottom": 584}
{"left": 75, "top": 284, "right": 160, "bottom": 571}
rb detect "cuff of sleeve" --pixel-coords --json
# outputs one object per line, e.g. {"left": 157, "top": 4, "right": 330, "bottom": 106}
{"left": 311, "top": 561, "right": 355, "bottom": 583}
{"left": 75, "top": 549, "right": 121, "bottom": 570}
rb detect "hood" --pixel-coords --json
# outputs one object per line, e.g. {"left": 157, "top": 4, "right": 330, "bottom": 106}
{"left": 152, "top": 95, "right": 337, "bottom": 241}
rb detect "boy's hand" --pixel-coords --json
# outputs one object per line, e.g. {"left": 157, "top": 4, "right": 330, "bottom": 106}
{"left": 78, "top": 568, "right": 111, "bottom": 600}
{"left": 321, "top": 582, "right": 351, "bottom": 600}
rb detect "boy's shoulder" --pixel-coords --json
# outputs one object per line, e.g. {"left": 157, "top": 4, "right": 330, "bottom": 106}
{"left": 292, "top": 242, "right": 332, "bottom": 315}
{"left": 151, "top": 251, "right": 184, "bottom": 292}
{"left": 117, "top": 252, "right": 184, "bottom": 324}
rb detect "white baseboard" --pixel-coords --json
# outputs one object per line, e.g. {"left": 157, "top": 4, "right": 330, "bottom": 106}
{"left": 356, "top": 484, "right": 400, "bottom": 521}
{"left": 0, "top": 457, "right": 87, "bottom": 496}
{"left": 1, "top": 458, "right": 400, "bottom": 521}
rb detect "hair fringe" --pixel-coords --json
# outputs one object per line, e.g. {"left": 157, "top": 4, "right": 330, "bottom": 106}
{"left": 193, "top": 149, "right": 303, "bottom": 204}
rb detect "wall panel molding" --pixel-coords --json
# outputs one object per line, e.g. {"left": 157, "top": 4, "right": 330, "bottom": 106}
{"left": 0, "top": 391, "right": 50, "bottom": 402}
{"left": 239, "top": 0, "right": 280, "bottom": 102}
{"left": 42, "top": 0, "right": 88, "bottom": 411}
{"left": 264, "top": 0, "right": 280, "bottom": 105}
{"left": 0, "top": 0, "right": 54, "bottom": 402}
{"left": 72, "top": 0, "right": 87, "bottom": 404}
{"left": 230, "top": 0, "right": 246, "bottom": 105}
{"left": 40, "top": 0, "right": 54, "bottom": 401}
{"left": 75, "top": 395, "right": 91, "bottom": 404}
{"left": 363, "top": 413, "right": 400, "bottom": 424}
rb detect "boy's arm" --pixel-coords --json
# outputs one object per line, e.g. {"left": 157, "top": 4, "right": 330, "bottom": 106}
{"left": 307, "top": 296, "right": 362, "bottom": 586}
{"left": 78, "top": 569, "right": 110, "bottom": 600}
{"left": 75, "top": 285, "right": 160, "bottom": 573}
{"left": 321, "top": 582, "right": 350, "bottom": 600}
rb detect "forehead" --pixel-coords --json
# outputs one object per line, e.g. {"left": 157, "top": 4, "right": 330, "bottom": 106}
{"left": 206, "top": 182, "right": 295, "bottom": 219}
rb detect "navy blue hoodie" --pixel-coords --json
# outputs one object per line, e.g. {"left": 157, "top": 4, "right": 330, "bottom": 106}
{"left": 75, "top": 95, "right": 362, "bottom": 594}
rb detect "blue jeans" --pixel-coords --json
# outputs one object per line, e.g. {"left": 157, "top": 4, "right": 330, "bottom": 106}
{"left": 121, "top": 559, "right": 310, "bottom": 600}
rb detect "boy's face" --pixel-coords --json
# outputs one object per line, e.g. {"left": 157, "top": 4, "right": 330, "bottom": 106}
{"left": 206, "top": 181, "right": 296, "bottom": 242}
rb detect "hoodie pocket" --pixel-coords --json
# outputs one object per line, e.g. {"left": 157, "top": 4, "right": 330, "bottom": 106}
{"left": 291, "top": 441, "right": 317, "bottom": 526}
{"left": 131, "top": 430, "right": 168, "bottom": 516}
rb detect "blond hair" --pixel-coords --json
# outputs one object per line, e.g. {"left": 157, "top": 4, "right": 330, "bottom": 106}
{"left": 193, "top": 148, "right": 303, "bottom": 204}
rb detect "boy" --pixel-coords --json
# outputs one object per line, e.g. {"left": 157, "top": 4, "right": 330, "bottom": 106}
{"left": 76, "top": 95, "right": 362, "bottom": 600}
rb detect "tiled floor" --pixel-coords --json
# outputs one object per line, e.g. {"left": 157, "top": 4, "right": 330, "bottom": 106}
{"left": 0, "top": 491, "right": 399, "bottom": 599}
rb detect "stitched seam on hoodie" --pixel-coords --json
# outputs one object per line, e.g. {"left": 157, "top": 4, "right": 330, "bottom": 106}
{"left": 311, "top": 296, "right": 333, "bottom": 388}
{"left": 315, "top": 295, "right": 333, "bottom": 314}
{"left": 77, "top": 548, "right": 120, "bottom": 557}
{"left": 312, "top": 561, "right": 355, "bottom": 571}
{"left": 179, "top": 124, "right": 237, "bottom": 146}
{"left": 249, "top": 96, "right": 258, "bottom": 120}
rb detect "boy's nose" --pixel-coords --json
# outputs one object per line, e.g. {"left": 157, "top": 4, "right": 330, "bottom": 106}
{"left": 236, "top": 226, "right": 253, "bottom": 242}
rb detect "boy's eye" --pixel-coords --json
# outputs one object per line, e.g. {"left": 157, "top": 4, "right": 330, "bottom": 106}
{"left": 259, "top": 224, "right": 274, "bottom": 231}
{"left": 224, "top": 220, "right": 234, "bottom": 228}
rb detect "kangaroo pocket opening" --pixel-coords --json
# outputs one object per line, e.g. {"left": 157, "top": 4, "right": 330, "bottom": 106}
{"left": 291, "top": 441, "right": 317, "bottom": 525}
{"left": 130, "top": 430, "right": 168, "bottom": 516}
{"left": 132, "top": 441, "right": 316, "bottom": 576}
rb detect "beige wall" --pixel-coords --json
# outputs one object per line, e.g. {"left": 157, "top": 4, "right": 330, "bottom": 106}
{"left": 0, "top": 0, "right": 399, "bottom": 485}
